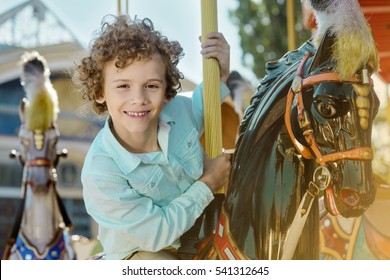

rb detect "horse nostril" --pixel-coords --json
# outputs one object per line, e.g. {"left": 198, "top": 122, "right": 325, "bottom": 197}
{"left": 339, "top": 189, "right": 361, "bottom": 207}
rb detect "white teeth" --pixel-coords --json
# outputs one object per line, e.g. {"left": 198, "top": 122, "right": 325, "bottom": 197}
{"left": 127, "top": 111, "right": 147, "bottom": 117}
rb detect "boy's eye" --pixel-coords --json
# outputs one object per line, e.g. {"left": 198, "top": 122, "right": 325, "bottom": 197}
{"left": 146, "top": 84, "right": 158, "bottom": 89}
{"left": 117, "top": 84, "right": 129, "bottom": 88}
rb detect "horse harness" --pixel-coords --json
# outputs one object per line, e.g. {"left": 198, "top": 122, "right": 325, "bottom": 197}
{"left": 281, "top": 52, "right": 374, "bottom": 259}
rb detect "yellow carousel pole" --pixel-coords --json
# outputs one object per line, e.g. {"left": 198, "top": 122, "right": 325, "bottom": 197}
{"left": 201, "top": 0, "right": 224, "bottom": 193}
{"left": 287, "top": 0, "right": 296, "bottom": 51}
{"left": 117, "top": 0, "right": 129, "bottom": 15}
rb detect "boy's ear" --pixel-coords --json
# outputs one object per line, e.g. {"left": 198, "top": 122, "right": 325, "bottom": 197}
{"left": 96, "top": 96, "right": 105, "bottom": 104}
{"left": 164, "top": 97, "right": 171, "bottom": 103}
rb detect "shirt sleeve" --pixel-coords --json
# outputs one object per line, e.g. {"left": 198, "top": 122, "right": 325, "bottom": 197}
{"left": 83, "top": 172, "right": 214, "bottom": 252}
{"left": 191, "top": 82, "right": 230, "bottom": 134}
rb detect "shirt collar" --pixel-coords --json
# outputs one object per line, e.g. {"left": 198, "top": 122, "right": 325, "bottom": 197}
{"left": 102, "top": 113, "right": 175, "bottom": 175}
{"left": 102, "top": 119, "right": 141, "bottom": 175}
{"left": 157, "top": 112, "right": 174, "bottom": 158}
{"left": 159, "top": 111, "right": 175, "bottom": 125}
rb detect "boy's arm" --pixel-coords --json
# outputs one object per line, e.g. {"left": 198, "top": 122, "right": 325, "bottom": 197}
{"left": 83, "top": 172, "right": 214, "bottom": 252}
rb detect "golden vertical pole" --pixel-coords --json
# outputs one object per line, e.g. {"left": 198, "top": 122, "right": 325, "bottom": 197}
{"left": 126, "top": 0, "right": 129, "bottom": 16}
{"left": 118, "top": 0, "right": 128, "bottom": 16}
{"left": 287, "top": 0, "right": 296, "bottom": 50}
{"left": 201, "top": 0, "right": 224, "bottom": 193}
{"left": 387, "top": 94, "right": 390, "bottom": 185}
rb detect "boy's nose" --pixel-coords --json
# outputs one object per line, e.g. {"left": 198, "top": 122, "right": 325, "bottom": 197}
{"left": 130, "top": 88, "right": 146, "bottom": 103}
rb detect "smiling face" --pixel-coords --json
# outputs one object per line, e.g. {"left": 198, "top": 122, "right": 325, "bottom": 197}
{"left": 97, "top": 54, "right": 169, "bottom": 152}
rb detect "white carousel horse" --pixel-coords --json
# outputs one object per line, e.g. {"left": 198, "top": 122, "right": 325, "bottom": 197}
{"left": 2, "top": 51, "right": 75, "bottom": 260}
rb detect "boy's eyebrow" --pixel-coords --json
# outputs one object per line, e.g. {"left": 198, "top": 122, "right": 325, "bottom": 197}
{"left": 146, "top": 79, "right": 164, "bottom": 83}
{"left": 111, "top": 78, "right": 130, "bottom": 82}
{"left": 111, "top": 78, "right": 164, "bottom": 83}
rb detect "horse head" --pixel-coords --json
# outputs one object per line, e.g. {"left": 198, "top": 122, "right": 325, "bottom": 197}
{"left": 19, "top": 51, "right": 60, "bottom": 195}
{"left": 286, "top": 0, "right": 380, "bottom": 217}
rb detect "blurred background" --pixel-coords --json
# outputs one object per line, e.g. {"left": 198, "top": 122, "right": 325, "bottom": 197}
{"left": 0, "top": 0, "right": 389, "bottom": 259}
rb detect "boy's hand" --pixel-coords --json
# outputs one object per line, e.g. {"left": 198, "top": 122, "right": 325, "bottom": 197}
{"left": 198, "top": 153, "right": 231, "bottom": 192}
{"left": 200, "top": 32, "right": 230, "bottom": 83}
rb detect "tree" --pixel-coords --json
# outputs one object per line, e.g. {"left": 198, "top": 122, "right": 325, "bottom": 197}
{"left": 229, "top": 0, "right": 311, "bottom": 78}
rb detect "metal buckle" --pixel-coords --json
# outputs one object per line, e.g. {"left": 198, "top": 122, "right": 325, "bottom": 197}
{"left": 308, "top": 181, "right": 320, "bottom": 197}
{"left": 312, "top": 166, "right": 331, "bottom": 190}
{"left": 291, "top": 76, "right": 303, "bottom": 93}
{"left": 355, "top": 68, "right": 370, "bottom": 85}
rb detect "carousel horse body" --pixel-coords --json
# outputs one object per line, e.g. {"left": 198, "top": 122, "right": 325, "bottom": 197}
{"left": 2, "top": 52, "right": 75, "bottom": 260}
{"left": 196, "top": 0, "right": 380, "bottom": 260}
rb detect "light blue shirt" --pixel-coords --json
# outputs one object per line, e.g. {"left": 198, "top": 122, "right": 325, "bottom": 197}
{"left": 82, "top": 82, "right": 229, "bottom": 259}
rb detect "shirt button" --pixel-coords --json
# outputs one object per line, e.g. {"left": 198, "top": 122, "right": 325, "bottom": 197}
{"left": 178, "top": 174, "right": 183, "bottom": 181}
{"left": 187, "top": 141, "right": 192, "bottom": 148}
{"left": 151, "top": 182, "right": 155, "bottom": 187}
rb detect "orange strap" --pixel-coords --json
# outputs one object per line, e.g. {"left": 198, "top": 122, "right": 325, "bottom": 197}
{"left": 284, "top": 53, "right": 373, "bottom": 165}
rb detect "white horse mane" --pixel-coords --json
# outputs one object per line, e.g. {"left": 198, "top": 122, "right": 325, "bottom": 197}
{"left": 20, "top": 51, "right": 59, "bottom": 111}
{"left": 305, "top": 0, "right": 379, "bottom": 79}
{"left": 20, "top": 51, "right": 59, "bottom": 130}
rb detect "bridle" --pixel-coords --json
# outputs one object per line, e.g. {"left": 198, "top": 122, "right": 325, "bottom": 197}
{"left": 284, "top": 52, "right": 374, "bottom": 166}
{"left": 24, "top": 157, "right": 53, "bottom": 190}
{"left": 281, "top": 52, "right": 375, "bottom": 259}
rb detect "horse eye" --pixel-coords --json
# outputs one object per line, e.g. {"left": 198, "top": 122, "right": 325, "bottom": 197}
{"left": 316, "top": 102, "right": 337, "bottom": 118}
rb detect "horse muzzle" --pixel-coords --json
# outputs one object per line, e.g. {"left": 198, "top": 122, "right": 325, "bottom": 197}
{"left": 324, "top": 160, "right": 376, "bottom": 217}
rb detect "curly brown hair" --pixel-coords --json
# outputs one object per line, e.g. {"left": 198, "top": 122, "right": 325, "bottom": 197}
{"left": 73, "top": 15, "right": 184, "bottom": 114}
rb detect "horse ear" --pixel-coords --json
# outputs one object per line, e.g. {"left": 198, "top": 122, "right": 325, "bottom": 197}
{"left": 308, "top": 30, "right": 335, "bottom": 73}
{"left": 19, "top": 98, "right": 28, "bottom": 123}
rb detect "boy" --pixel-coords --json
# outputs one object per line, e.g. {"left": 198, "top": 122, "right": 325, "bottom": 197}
{"left": 73, "top": 15, "right": 231, "bottom": 260}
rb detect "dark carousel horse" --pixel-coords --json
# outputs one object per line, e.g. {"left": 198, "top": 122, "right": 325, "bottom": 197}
{"left": 193, "top": 0, "right": 380, "bottom": 260}
{"left": 2, "top": 52, "right": 75, "bottom": 260}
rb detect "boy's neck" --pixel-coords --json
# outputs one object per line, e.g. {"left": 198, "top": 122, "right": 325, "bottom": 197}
{"left": 109, "top": 121, "right": 161, "bottom": 154}
{"left": 124, "top": 135, "right": 161, "bottom": 154}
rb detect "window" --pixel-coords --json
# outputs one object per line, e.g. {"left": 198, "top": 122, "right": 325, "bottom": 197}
{"left": 57, "top": 162, "right": 82, "bottom": 188}
{"left": 0, "top": 163, "right": 23, "bottom": 187}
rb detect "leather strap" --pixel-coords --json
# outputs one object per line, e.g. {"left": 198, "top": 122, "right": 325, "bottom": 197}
{"left": 281, "top": 181, "right": 320, "bottom": 259}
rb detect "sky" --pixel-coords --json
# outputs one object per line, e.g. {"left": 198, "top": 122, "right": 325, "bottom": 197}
{"left": 1, "top": 0, "right": 388, "bottom": 100}
{"left": 0, "top": 0, "right": 258, "bottom": 85}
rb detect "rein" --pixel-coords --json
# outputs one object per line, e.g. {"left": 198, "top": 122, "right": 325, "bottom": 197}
{"left": 281, "top": 53, "right": 374, "bottom": 259}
